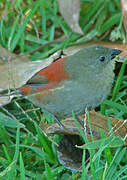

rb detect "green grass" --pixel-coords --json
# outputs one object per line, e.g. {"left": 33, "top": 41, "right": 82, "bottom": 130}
{"left": 0, "top": 0, "right": 127, "bottom": 179}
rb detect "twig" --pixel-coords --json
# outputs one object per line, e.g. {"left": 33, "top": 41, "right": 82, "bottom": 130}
{"left": 0, "top": 36, "right": 67, "bottom": 62}
{"left": 17, "top": 36, "right": 67, "bottom": 58}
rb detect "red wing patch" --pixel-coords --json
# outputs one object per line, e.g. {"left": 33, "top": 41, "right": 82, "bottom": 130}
{"left": 19, "top": 86, "right": 33, "bottom": 95}
{"left": 36, "top": 57, "right": 69, "bottom": 82}
{"left": 19, "top": 57, "right": 70, "bottom": 96}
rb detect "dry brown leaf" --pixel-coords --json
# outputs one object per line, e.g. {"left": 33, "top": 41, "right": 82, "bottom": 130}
{"left": 42, "top": 110, "right": 127, "bottom": 172}
{"left": 57, "top": 0, "right": 83, "bottom": 35}
{"left": 0, "top": 95, "right": 13, "bottom": 106}
{"left": 88, "top": 111, "right": 127, "bottom": 140}
{"left": 41, "top": 119, "right": 82, "bottom": 136}
{"left": 41, "top": 110, "right": 127, "bottom": 171}
{"left": 0, "top": 46, "right": 61, "bottom": 91}
{"left": 121, "top": 0, "right": 127, "bottom": 34}
{"left": 41, "top": 110, "right": 127, "bottom": 142}
{"left": 63, "top": 41, "right": 127, "bottom": 58}
{"left": 57, "top": 134, "right": 83, "bottom": 172}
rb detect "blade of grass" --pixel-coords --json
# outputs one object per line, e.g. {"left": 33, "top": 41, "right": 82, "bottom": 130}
{"left": 90, "top": 156, "right": 96, "bottom": 180}
{"left": 72, "top": 111, "right": 89, "bottom": 143}
{"left": 0, "top": 17, "right": 6, "bottom": 47}
{"left": 105, "top": 148, "right": 126, "bottom": 179}
{"left": 0, "top": 161, "right": 16, "bottom": 178}
{"left": 8, "top": 15, "right": 20, "bottom": 50}
{"left": 44, "top": 161, "right": 54, "bottom": 180}
{"left": 10, "top": 0, "right": 42, "bottom": 51}
{"left": 79, "top": 135, "right": 124, "bottom": 149}
{"left": 104, "top": 99, "right": 127, "bottom": 112}
{"left": 86, "top": 111, "right": 94, "bottom": 141}
{"left": 19, "top": 144, "right": 48, "bottom": 160}
{"left": 34, "top": 122, "right": 55, "bottom": 163}
{"left": 20, "top": 152, "right": 25, "bottom": 180}
{"left": 95, "top": 7, "right": 107, "bottom": 34}
{"left": 83, "top": 5, "right": 105, "bottom": 34}
{"left": 40, "top": 5, "right": 47, "bottom": 35}
{"left": 83, "top": 0, "right": 103, "bottom": 27}
{"left": 100, "top": 13, "right": 121, "bottom": 34}
{"left": 100, "top": 103, "right": 106, "bottom": 115}
{"left": 106, "top": 116, "right": 114, "bottom": 136}
{"left": 7, "top": 128, "right": 20, "bottom": 179}
{"left": 114, "top": 164, "right": 127, "bottom": 180}
{"left": 112, "top": 59, "right": 127, "bottom": 100}
{"left": 100, "top": 129, "right": 112, "bottom": 165}
{"left": 49, "top": 25, "right": 55, "bottom": 41}
{"left": 0, "top": 127, "right": 13, "bottom": 146}
{"left": 2, "top": 144, "right": 12, "bottom": 164}
{"left": 81, "top": 149, "right": 87, "bottom": 179}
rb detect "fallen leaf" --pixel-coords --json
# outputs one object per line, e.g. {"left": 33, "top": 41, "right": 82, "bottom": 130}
{"left": 57, "top": 135, "right": 84, "bottom": 172}
{"left": 57, "top": 0, "right": 83, "bottom": 35}
{"left": 121, "top": 0, "right": 127, "bottom": 34}
{"left": 0, "top": 95, "right": 13, "bottom": 107}
{"left": 41, "top": 110, "right": 127, "bottom": 141}
{"left": 41, "top": 111, "right": 127, "bottom": 171}
{"left": 0, "top": 46, "right": 61, "bottom": 91}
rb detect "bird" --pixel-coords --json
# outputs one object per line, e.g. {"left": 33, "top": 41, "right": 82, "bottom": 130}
{"left": 0, "top": 46, "right": 122, "bottom": 119}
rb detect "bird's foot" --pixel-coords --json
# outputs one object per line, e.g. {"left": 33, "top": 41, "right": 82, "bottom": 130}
{"left": 51, "top": 114, "right": 66, "bottom": 130}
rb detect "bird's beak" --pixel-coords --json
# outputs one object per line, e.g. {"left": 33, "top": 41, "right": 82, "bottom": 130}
{"left": 111, "top": 49, "right": 122, "bottom": 60}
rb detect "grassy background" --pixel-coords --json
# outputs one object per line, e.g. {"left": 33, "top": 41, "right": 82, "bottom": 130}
{"left": 0, "top": 0, "right": 127, "bottom": 179}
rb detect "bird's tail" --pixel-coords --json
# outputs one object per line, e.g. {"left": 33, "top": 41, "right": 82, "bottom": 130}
{"left": 0, "top": 88, "right": 22, "bottom": 107}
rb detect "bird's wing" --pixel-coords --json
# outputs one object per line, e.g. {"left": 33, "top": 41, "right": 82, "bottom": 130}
{"left": 19, "top": 57, "right": 70, "bottom": 95}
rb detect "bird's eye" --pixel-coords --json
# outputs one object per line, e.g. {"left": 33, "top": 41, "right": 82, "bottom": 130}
{"left": 99, "top": 56, "right": 105, "bottom": 62}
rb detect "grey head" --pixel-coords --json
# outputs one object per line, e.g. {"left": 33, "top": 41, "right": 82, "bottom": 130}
{"left": 66, "top": 45, "right": 122, "bottom": 80}
{"left": 71, "top": 45, "right": 122, "bottom": 69}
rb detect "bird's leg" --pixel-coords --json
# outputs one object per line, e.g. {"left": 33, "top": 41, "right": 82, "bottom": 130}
{"left": 49, "top": 113, "right": 66, "bottom": 130}
{"left": 75, "top": 115, "right": 84, "bottom": 129}
{"left": 73, "top": 108, "right": 88, "bottom": 130}
{"left": 43, "top": 110, "right": 66, "bottom": 130}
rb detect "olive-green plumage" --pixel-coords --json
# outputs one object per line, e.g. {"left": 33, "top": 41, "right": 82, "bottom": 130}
{"left": 23, "top": 45, "right": 122, "bottom": 118}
